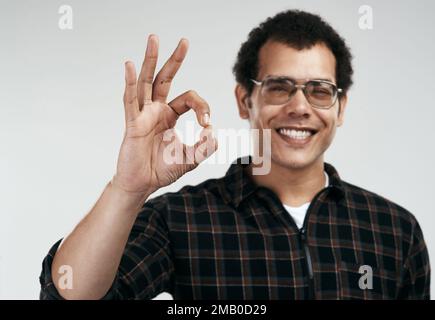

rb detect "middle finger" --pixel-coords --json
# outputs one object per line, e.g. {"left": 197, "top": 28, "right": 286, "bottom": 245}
{"left": 152, "top": 38, "right": 189, "bottom": 103}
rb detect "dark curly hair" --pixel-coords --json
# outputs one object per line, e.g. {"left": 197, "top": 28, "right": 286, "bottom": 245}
{"left": 232, "top": 10, "right": 353, "bottom": 97}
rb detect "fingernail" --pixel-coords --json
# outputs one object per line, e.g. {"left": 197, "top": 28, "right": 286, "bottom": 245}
{"left": 202, "top": 113, "right": 210, "bottom": 126}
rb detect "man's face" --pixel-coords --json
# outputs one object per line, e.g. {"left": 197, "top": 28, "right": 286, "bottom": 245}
{"left": 236, "top": 40, "right": 347, "bottom": 170}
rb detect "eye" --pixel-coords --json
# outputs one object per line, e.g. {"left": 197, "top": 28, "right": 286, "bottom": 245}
{"left": 264, "top": 80, "right": 292, "bottom": 94}
{"left": 269, "top": 85, "right": 287, "bottom": 92}
{"left": 308, "top": 82, "right": 334, "bottom": 97}
{"left": 312, "top": 88, "right": 331, "bottom": 96}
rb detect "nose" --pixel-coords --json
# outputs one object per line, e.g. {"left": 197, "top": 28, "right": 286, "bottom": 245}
{"left": 283, "top": 88, "right": 312, "bottom": 118}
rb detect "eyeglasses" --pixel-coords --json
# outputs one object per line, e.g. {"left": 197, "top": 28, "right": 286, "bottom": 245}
{"left": 250, "top": 76, "right": 343, "bottom": 109}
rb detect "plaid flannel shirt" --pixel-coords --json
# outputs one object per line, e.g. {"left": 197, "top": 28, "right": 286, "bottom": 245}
{"left": 40, "top": 157, "right": 430, "bottom": 299}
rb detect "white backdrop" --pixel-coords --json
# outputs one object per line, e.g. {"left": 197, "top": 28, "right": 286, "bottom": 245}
{"left": 1, "top": 0, "right": 434, "bottom": 299}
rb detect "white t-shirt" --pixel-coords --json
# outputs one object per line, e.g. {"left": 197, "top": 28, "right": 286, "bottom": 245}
{"left": 282, "top": 171, "right": 329, "bottom": 230}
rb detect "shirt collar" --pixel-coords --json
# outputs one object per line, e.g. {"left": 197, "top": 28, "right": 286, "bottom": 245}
{"left": 222, "top": 156, "right": 346, "bottom": 208}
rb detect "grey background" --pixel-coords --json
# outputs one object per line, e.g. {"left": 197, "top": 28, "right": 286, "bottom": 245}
{"left": 1, "top": 0, "right": 434, "bottom": 299}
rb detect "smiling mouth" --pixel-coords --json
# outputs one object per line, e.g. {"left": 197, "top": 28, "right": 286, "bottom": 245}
{"left": 275, "top": 127, "right": 318, "bottom": 146}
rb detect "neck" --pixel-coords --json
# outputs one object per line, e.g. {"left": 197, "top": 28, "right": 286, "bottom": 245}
{"left": 249, "top": 157, "right": 326, "bottom": 207}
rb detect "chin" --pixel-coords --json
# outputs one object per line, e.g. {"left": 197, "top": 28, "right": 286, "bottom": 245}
{"left": 271, "top": 151, "right": 316, "bottom": 170}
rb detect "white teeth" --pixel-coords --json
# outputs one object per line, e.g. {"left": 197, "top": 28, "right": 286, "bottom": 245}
{"left": 278, "top": 128, "right": 313, "bottom": 140}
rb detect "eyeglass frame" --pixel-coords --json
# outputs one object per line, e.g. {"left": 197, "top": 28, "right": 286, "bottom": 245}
{"left": 250, "top": 76, "right": 343, "bottom": 109}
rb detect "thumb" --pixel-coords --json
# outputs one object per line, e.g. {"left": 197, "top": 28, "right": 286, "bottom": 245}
{"left": 184, "top": 125, "right": 218, "bottom": 169}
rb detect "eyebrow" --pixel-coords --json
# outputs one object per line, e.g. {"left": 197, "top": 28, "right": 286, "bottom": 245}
{"left": 266, "top": 75, "right": 334, "bottom": 83}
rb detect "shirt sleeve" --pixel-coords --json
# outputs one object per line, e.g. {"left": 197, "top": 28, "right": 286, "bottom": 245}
{"left": 39, "top": 199, "right": 175, "bottom": 300}
{"left": 397, "top": 219, "right": 431, "bottom": 299}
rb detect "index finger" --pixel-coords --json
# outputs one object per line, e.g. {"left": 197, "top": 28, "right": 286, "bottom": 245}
{"left": 168, "top": 90, "right": 211, "bottom": 127}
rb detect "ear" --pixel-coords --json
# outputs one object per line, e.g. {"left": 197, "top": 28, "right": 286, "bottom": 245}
{"left": 336, "top": 94, "right": 348, "bottom": 127}
{"left": 235, "top": 84, "right": 250, "bottom": 119}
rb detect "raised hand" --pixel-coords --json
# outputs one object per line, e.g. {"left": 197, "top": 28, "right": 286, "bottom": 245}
{"left": 112, "top": 35, "right": 217, "bottom": 196}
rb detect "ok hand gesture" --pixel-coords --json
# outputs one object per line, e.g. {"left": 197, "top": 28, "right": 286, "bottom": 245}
{"left": 112, "top": 35, "right": 217, "bottom": 196}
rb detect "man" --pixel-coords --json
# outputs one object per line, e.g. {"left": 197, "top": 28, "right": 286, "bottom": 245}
{"left": 40, "top": 10, "right": 430, "bottom": 300}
